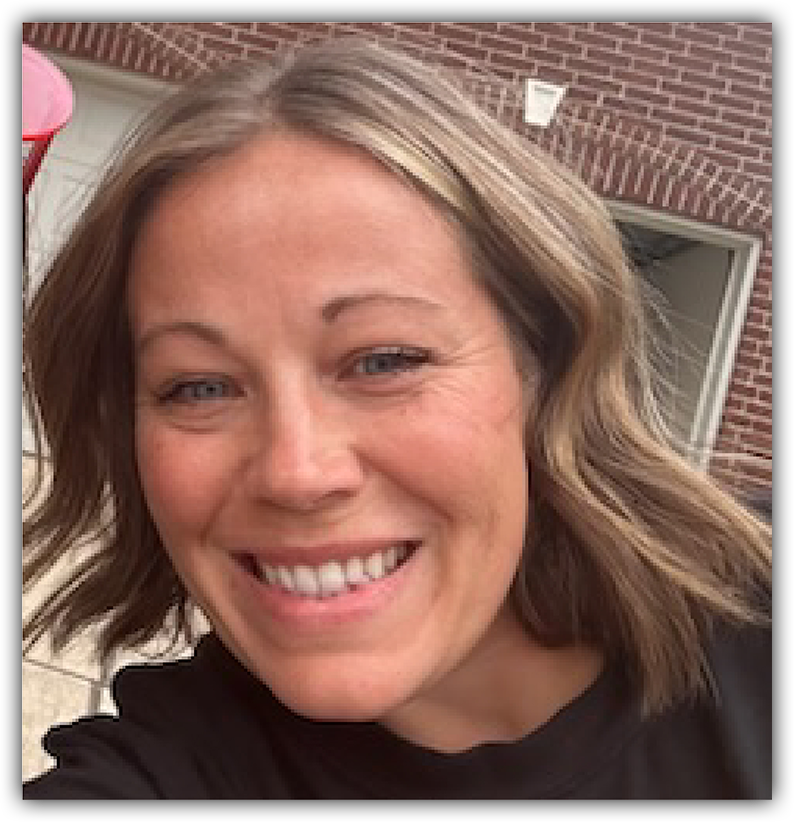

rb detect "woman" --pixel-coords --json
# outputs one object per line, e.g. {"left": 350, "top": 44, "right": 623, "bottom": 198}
{"left": 23, "top": 39, "right": 771, "bottom": 798}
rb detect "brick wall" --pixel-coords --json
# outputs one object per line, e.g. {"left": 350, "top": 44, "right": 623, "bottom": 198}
{"left": 22, "top": 21, "right": 772, "bottom": 496}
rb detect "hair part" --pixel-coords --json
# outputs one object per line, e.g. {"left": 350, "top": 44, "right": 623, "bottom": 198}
{"left": 24, "top": 38, "right": 771, "bottom": 713}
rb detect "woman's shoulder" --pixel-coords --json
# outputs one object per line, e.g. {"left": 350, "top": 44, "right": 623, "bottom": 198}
{"left": 699, "top": 612, "right": 771, "bottom": 795}
{"left": 23, "top": 634, "right": 283, "bottom": 798}
{"left": 703, "top": 607, "right": 772, "bottom": 783}
{"left": 589, "top": 613, "right": 772, "bottom": 798}
{"left": 631, "top": 611, "right": 771, "bottom": 798}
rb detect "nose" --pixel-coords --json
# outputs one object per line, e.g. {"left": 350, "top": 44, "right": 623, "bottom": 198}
{"left": 241, "top": 383, "right": 365, "bottom": 512}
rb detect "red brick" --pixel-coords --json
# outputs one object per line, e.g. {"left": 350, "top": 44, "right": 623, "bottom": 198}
{"left": 725, "top": 111, "right": 771, "bottom": 137}
{"left": 687, "top": 43, "right": 733, "bottom": 66}
{"left": 433, "top": 22, "right": 478, "bottom": 45}
{"left": 741, "top": 430, "right": 772, "bottom": 452}
{"left": 560, "top": 85, "right": 606, "bottom": 104}
{"left": 478, "top": 33, "right": 525, "bottom": 55}
{"left": 640, "top": 30, "right": 687, "bottom": 53}
{"left": 707, "top": 91, "right": 758, "bottom": 114}
{"left": 749, "top": 419, "right": 773, "bottom": 439}
{"left": 620, "top": 40, "right": 668, "bottom": 63}
{"left": 673, "top": 23, "right": 722, "bottom": 48}
{"left": 495, "top": 50, "right": 552, "bottom": 73}
{"left": 187, "top": 22, "right": 232, "bottom": 38}
{"left": 741, "top": 323, "right": 772, "bottom": 343}
{"left": 661, "top": 78, "right": 709, "bottom": 100}
{"left": 632, "top": 22, "right": 675, "bottom": 35}
{"left": 669, "top": 53, "right": 715, "bottom": 74}
{"left": 236, "top": 31, "right": 280, "bottom": 51}
{"left": 599, "top": 94, "right": 652, "bottom": 118}
{"left": 534, "top": 22, "right": 575, "bottom": 39}
{"left": 613, "top": 68, "right": 660, "bottom": 90}
{"left": 730, "top": 84, "right": 772, "bottom": 109}
{"left": 631, "top": 56, "right": 678, "bottom": 79}
{"left": 679, "top": 70, "right": 727, "bottom": 94}
{"left": 454, "top": 23, "right": 498, "bottom": 34}
{"left": 652, "top": 107, "right": 698, "bottom": 128}
{"left": 669, "top": 96, "right": 719, "bottom": 119}
{"left": 706, "top": 120, "right": 746, "bottom": 141}
{"left": 733, "top": 54, "right": 772, "bottom": 79}
{"left": 623, "top": 84, "right": 673, "bottom": 108}
{"left": 716, "top": 64, "right": 763, "bottom": 89}
{"left": 749, "top": 294, "right": 772, "bottom": 313}
{"left": 714, "top": 137, "right": 762, "bottom": 160}
{"left": 585, "top": 45, "right": 632, "bottom": 69}
{"left": 572, "top": 29, "right": 618, "bottom": 51}
{"left": 593, "top": 22, "right": 640, "bottom": 41}
{"left": 744, "top": 158, "right": 772, "bottom": 179}
{"left": 746, "top": 131, "right": 772, "bottom": 152}
{"left": 739, "top": 23, "right": 774, "bottom": 46}
{"left": 663, "top": 124, "right": 713, "bottom": 148}
{"left": 449, "top": 42, "right": 489, "bottom": 63}
{"left": 695, "top": 22, "right": 741, "bottom": 39}
{"left": 546, "top": 35, "right": 585, "bottom": 57}
{"left": 492, "top": 23, "right": 543, "bottom": 46}
{"left": 730, "top": 38, "right": 771, "bottom": 61}
{"left": 201, "top": 35, "right": 244, "bottom": 57}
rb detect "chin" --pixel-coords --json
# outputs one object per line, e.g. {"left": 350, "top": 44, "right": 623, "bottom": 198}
{"left": 238, "top": 647, "right": 418, "bottom": 724}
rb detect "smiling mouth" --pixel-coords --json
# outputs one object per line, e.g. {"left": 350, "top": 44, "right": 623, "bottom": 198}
{"left": 236, "top": 541, "right": 419, "bottom": 600}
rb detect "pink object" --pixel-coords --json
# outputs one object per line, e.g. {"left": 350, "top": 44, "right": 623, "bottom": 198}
{"left": 22, "top": 43, "right": 74, "bottom": 194}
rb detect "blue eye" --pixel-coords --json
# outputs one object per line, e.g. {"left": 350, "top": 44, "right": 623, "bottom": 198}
{"left": 159, "top": 378, "right": 235, "bottom": 404}
{"left": 353, "top": 347, "right": 430, "bottom": 376}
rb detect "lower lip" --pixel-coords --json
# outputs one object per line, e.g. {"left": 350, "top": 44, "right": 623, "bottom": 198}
{"left": 235, "top": 545, "right": 419, "bottom": 629}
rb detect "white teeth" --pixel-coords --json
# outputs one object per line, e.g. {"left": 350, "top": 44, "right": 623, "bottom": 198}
{"left": 344, "top": 556, "right": 367, "bottom": 586}
{"left": 294, "top": 565, "right": 319, "bottom": 596}
{"left": 256, "top": 543, "right": 413, "bottom": 597}
{"left": 277, "top": 566, "right": 295, "bottom": 592}
{"left": 318, "top": 561, "right": 346, "bottom": 596}
{"left": 364, "top": 552, "right": 385, "bottom": 580}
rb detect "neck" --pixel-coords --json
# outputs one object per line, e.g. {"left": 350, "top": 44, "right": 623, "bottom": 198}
{"left": 381, "top": 607, "right": 605, "bottom": 753}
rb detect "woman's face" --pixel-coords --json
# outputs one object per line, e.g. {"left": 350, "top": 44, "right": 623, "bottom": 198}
{"left": 129, "top": 131, "right": 531, "bottom": 724}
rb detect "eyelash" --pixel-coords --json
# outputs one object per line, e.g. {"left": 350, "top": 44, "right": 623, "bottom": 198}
{"left": 156, "top": 376, "right": 237, "bottom": 405}
{"left": 155, "top": 347, "right": 432, "bottom": 406}
{"left": 346, "top": 346, "right": 432, "bottom": 377}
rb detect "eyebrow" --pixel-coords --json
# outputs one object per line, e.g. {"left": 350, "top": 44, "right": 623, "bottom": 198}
{"left": 135, "top": 320, "right": 229, "bottom": 357}
{"left": 135, "top": 292, "right": 446, "bottom": 354}
{"left": 321, "top": 291, "right": 445, "bottom": 322}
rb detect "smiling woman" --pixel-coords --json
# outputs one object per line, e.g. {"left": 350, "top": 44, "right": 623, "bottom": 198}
{"left": 23, "top": 39, "right": 771, "bottom": 798}
{"left": 126, "top": 130, "right": 534, "bottom": 728}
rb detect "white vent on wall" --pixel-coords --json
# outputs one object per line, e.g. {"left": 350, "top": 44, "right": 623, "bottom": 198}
{"left": 523, "top": 79, "right": 566, "bottom": 127}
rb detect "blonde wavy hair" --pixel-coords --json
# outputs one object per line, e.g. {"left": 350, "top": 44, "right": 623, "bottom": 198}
{"left": 24, "top": 38, "right": 771, "bottom": 713}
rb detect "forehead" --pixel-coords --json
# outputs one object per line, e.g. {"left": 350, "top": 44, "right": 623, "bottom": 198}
{"left": 127, "top": 131, "right": 487, "bottom": 321}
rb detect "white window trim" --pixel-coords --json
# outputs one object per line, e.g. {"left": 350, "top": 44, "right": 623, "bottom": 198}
{"left": 607, "top": 200, "right": 762, "bottom": 468}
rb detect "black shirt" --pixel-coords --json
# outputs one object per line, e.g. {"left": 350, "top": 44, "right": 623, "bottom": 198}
{"left": 23, "top": 622, "right": 771, "bottom": 799}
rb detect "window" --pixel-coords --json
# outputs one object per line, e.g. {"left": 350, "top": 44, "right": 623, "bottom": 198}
{"left": 610, "top": 201, "right": 762, "bottom": 467}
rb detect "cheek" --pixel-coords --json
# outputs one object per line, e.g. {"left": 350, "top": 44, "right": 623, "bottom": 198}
{"left": 370, "top": 378, "right": 528, "bottom": 542}
{"left": 134, "top": 419, "right": 232, "bottom": 545}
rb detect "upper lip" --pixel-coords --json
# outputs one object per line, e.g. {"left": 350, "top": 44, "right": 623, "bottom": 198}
{"left": 232, "top": 538, "right": 419, "bottom": 567}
